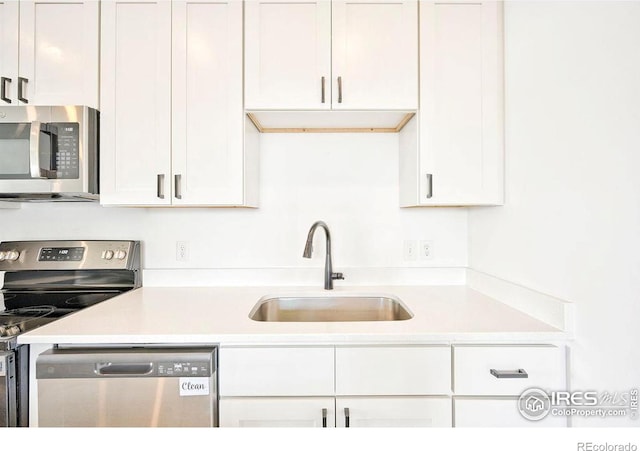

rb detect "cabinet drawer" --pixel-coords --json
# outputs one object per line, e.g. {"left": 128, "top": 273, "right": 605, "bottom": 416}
{"left": 219, "top": 347, "right": 334, "bottom": 396}
{"left": 335, "top": 346, "right": 451, "bottom": 395}
{"left": 454, "top": 397, "right": 567, "bottom": 427}
{"left": 453, "top": 345, "right": 565, "bottom": 396}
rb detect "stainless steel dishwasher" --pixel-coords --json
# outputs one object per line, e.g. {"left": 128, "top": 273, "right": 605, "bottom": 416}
{"left": 36, "top": 347, "right": 217, "bottom": 427}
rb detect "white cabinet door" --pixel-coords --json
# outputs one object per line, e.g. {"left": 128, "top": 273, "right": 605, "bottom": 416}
{"left": 400, "top": 1, "right": 503, "bottom": 206}
{"left": 18, "top": 0, "right": 99, "bottom": 107}
{"left": 172, "top": 0, "right": 245, "bottom": 205}
{"left": 220, "top": 397, "right": 336, "bottom": 427}
{"left": 332, "top": 0, "right": 418, "bottom": 110}
{"left": 336, "top": 397, "right": 452, "bottom": 427}
{"left": 0, "top": 0, "right": 18, "bottom": 105}
{"left": 454, "top": 397, "right": 567, "bottom": 427}
{"left": 244, "top": 0, "right": 331, "bottom": 110}
{"left": 100, "top": 0, "right": 172, "bottom": 206}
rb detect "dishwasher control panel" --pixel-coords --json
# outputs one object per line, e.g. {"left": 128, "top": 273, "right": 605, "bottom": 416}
{"left": 158, "top": 361, "right": 211, "bottom": 377}
{"left": 36, "top": 348, "right": 216, "bottom": 379}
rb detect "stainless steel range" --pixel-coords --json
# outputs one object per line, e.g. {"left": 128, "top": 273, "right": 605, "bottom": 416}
{"left": 0, "top": 240, "right": 141, "bottom": 426}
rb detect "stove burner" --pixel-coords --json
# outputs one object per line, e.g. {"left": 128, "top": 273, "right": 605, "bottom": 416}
{"left": 0, "top": 306, "right": 57, "bottom": 337}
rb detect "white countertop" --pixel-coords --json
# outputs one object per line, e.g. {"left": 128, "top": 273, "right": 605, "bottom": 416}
{"left": 18, "top": 285, "right": 568, "bottom": 345}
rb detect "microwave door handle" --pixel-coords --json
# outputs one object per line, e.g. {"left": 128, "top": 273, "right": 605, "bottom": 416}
{"left": 29, "top": 121, "right": 43, "bottom": 178}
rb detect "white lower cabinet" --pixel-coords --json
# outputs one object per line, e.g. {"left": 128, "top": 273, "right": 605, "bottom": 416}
{"left": 219, "top": 397, "right": 335, "bottom": 428}
{"left": 336, "top": 397, "right": 452, "bottom": 428}
{"left": 452, "top": 345, "right": 567, "bottom": 428}
{"left": 218, "top": 344, "right": 567, "bottom": 428}
{"left": 454, "top": 397, "right": 567, "bottom": 427}
{"left": 219, "top": 345, "right": 452, "bottom": 428}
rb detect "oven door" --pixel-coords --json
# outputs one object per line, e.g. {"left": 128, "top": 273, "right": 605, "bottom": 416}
{"left": 0, "top": 351, "right": 17, "bottom": 427}
{"left": 0, "top": 122, "right": 57, "bottom": 180}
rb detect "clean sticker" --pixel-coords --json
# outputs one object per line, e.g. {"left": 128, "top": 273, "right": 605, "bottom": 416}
{"left": 179, "top": 378, "right": 209, "bottom": 397}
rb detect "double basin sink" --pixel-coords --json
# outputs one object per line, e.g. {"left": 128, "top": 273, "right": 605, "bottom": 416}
{"left": 249, "top": 294, "right": 413, "bottom": 322}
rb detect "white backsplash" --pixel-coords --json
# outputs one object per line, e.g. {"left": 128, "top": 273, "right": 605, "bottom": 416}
{"left": 0, "top": 133, "right": 468, "bottom": 275}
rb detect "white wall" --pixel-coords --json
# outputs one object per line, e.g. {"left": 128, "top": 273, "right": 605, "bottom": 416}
{"left": 0, "top": 133, "right": 468, "bottom": 273}
{"left": 469, "top": 1, "right": 640, "bottom": 426}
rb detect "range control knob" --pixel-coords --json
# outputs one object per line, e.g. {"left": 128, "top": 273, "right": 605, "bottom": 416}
{"left": 114, "top": 250, "right": 127, "bottom": 260}
{"left": 0, "top": 251, "right": 6, "bottom": 261}
{"left": 5, "top": 250, "right": 20, "bottom": 261}
{"left": 102, "top": 250, "right": 114, "bottom": 260}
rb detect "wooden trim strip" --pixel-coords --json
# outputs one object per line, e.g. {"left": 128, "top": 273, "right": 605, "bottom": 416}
{"left": 245, "top": 112, "right": 416, "bottom": 134}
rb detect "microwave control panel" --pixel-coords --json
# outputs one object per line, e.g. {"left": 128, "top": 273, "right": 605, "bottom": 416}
{"left": 53, "top": 122, "right": 79, "bottom": 179}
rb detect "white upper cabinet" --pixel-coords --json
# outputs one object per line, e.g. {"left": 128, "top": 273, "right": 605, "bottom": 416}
{"left": 0, "top": 0, "right": 98, "bottom": 107}
{"left": 100, "top": 0, "right": 258, "bottom": 207}
{"left": 172, "top": 0, "right": 247, "bottom": 205}
{"left": 331, "top": 0, "right": 418, "bottom": 110}
{"left": 245, "top": 0, "right": 418, "bottom": 111}
{"left": 244, "top": 0, "right": 331, "bottom": 110}
{"left": 0, "top": 1, "right": 18, "bottom": 105}
{"left": 400, "top": 1, "right": 504, "bottom": 206}
{"left": 100, "top": 0, "right": 172, "bottom": 206}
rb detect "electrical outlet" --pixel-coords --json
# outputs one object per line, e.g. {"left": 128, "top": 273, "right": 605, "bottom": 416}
{"left": 176, "top": 241, "right": 189, "bottom": 262}
{"left": 420, "top": 240, "right": 434, "bottom": 260}
{"left": 403, "top": 240, "right": 418, "bottom": 261}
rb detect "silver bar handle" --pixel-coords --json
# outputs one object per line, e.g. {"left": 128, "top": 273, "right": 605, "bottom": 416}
{"left": 29, "top": 121, "right": 42, "bottom": 178}
{"left": 344, "top": 407, "right": 350, "bottom": 428}
{"left": 321, "top": 76, "right": 326, "bottom": 104}
{"left": 322, "top": 408, "right": 327, "bottom": 428}
{"left": 337, "top": 76, "right": 343, "bottom": 104}
{"left": 174, "top": 174, "right": 182, "bottom": 199}
{"left": 157, "top": 174, "right": 165, "bottom": 199}
{"left": 426, "top": 173, "right": 433, "bottom": 199}
{"left": 490, "top": 368, "right": 529, "bottom": 379}
{"left": 17, "top": 77, "right": 28, "bottom": 103}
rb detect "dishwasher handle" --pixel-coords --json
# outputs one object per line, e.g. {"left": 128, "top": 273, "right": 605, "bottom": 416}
{"left": 96, "top": 363, "right": 154, "bottom": 376}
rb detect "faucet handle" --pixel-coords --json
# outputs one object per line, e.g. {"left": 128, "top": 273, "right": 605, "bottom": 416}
{"left": 332, "top": 272, "right": 345, "bottom": 280}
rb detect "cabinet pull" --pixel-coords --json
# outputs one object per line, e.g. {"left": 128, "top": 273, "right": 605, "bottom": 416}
{"left": 0, "top": 77, "right": 11, "bottom": 103}
{"left": 157, "top": 174, "right": 165, "bottom": 199}
{"left": 321, "top": 76, "right": 326, "bottom": 104}
{"left": 344, "top": 407, "right": 350, "bottom": 428}
{"left": 174, "top": 174, "right": 182, "bottom": 199}
{"left": 322, "top": 408, "right": 327, "bottom": 428}
{"left": 490, "top": 368, "right": 529, "bottom": 379}
{"left": 426, "top": 173, "right": 433, "bottom": 199}
{"left": 337, "top": 76, "right": 343, "bottom": 104}
{"left": 17, "top": 77, "right": 28, "bottom": 103}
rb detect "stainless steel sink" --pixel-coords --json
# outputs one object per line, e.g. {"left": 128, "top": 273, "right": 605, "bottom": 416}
{"left": 249, "top": 295, "right": 413, "bottom": 322}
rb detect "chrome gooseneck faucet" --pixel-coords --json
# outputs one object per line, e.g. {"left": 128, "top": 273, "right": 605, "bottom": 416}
{"left": 302, "top": 221, "right": 344, "bottom": 290}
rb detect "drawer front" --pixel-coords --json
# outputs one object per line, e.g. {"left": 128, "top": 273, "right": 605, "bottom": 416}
{"left": 454, "top": 397, "right": 567, "bottom": 427}
{"left": 219, "top": 347, "right": 334, "bottom": 396}
{"left": 453, "top": 345, "right": 565, "bottom": 396}
{"left": 336, "top": 346, "right": 451, "bottom": 395}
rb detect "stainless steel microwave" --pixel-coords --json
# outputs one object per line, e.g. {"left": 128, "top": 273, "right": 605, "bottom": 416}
{"left": 0, "top": 105, "right": 98, "bottom": 201}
